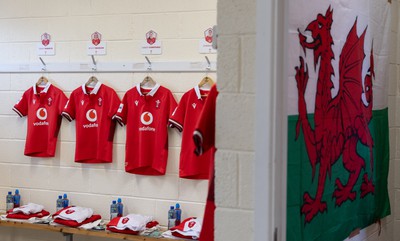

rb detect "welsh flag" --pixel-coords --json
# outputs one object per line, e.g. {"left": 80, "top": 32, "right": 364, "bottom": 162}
{"left": 286, "top": 1, "right": 391, "bottom": 241}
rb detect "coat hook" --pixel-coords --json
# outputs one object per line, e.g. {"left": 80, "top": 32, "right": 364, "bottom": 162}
{"left": 205, "top": 56, "right": 211, "bottom": 71}
{"left": 39, "top": 57, "right": 46, "bottom": 71}
{"left": 91, "top": 55, "right": 97, "bottom": 71}
{"left": 145, "top": 56, "right": 152, "bottom": 71}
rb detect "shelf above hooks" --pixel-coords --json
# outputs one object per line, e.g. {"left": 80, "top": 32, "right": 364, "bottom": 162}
{"left": 0, "top": 60, "right": 217, "bottom": 74}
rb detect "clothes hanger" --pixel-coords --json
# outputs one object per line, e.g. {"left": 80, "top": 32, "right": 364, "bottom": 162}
{"left": 36, "top": 75, "right": 49, "bottom": 87}
{"left": 198, "top": 76, "right": 215, "bottom": 89}
{"left": 85, "top": 75, "right": 99, "bottom": 87}
{"left": 140, "top": 75, "right": 156, "bottom": 88}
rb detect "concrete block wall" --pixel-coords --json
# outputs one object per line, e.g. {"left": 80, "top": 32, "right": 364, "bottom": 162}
{"left": 215, "top": 0, "right": 256, "bottom": 240}
{"left": 0, "top": 1, "right": 216, "bottom": 240}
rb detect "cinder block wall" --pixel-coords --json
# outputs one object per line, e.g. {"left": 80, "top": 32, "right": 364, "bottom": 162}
{"left": 0, "top": 1, "right": 216, "bottom": 240}
{"left": 215, "top": 0, "right": 256, "bottom": 240}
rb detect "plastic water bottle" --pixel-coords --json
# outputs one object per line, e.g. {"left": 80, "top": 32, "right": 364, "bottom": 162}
{"left": 6, "top": 191, "right": 14, "bottom": 212}
{"left": 110, "top": 200, "right": 118, "bottom": 220}
{"left": 175, "top": 203, "right": 182, "bottom": 226}
{"left": 56, "top": 195, "right": 63, "bottom": 211}
{"left": 62, "top": 194, "right": 69, "bottom": 208}
{"left": 168, "top": 206, "right": 176, "bottom": 229}
{"left": 117, "top": 198, "right": 123, "bottom": 217}
{"left": 13, "top": 189, "right": 21, "bottom": 208}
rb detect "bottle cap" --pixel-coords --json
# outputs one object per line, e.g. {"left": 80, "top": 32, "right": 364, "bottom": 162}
{"left": 117, "top": 198, "right": 122, "bottom": 203}
{"left": 8, "top": 191, "right": 11, "bottom": 195}
{"left": 175, "top": 203, "right": 180, "bottom": 209}
{"left": 112, "top": 200, "right": 116, "bottom": 204}
{"left": 15, "top": 189, "right": 19, "bottom": 194}
{"left": 58, "top": 195, "right": 62, "bottom": 199}
{"left": 170, "top": 206, "right": 174, "bottom": 210}
{"left": 63, "top": 193, "right": 67, "bottom": 198}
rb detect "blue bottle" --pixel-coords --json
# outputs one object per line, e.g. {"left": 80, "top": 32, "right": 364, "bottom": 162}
{"left": 62, "top": 194, "right": 69, "bottom": 208}
{"left": 6, "top": 191, "right": 14, "bottom": 212}
{"left": 110, "top": 200, "right": 118, "bottom": 220}
{"left": 117, "top": 198, "right": 123, "bottom": 217}
{"left": 13, "top": 189, "right": 21, "bottom": 208}
{"left": 168, "top": 206, "right": 176, "bottom": 229}
{"left": 56, "top": 195, "right": 63, "bottom": 211}
{"left": 175, "top": 203, "right": 182, "bottom": 226}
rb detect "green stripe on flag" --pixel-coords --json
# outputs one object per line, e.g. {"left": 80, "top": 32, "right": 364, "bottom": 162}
{"left": 287, "top": 108, "right": 390, "bottom": 241}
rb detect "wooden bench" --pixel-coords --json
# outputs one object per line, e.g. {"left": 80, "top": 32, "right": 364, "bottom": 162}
{"left": 0, "top": 219, "right": 172, "bottom": 241}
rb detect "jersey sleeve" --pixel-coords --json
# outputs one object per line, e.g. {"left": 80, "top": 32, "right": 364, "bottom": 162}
{"left": 12, "top": 90, "right": 29, "bottom": 117}
{"left": 62, "top": 91, "right": 76, "bottom": 122}
{"left": 112, "top": 93, "right": 128, "bottom": 126}
{"left": 108, "top": 89, "right": 121, "bottom": 119}
{"left": 58, "top": 91, "right": 69, "bottom": 115}
{"left": 168, "top": 92, "right": 187, "bottom": 132}
{"left": 193, "top": 85, "right": 218, "bottom": 156}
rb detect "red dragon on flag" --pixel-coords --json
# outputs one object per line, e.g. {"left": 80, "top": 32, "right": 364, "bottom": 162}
{"left": 294, "top": 6, "right": 375, "bottom": 223}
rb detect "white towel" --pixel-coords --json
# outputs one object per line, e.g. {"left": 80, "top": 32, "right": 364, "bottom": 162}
{"left": 11, "top": 203, "right": 44, "bottom": 215}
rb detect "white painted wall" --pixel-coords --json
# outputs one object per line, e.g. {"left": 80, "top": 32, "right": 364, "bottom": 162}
{"left": 0, "top": 1, "right": 216, "bottom": 240}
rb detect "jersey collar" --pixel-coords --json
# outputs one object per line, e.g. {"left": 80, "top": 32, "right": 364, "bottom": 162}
{"left": 136, "top": 83, "right": 161, "bottom": 96}
{"left": 82, "top": 82, "right": 102, "bottom": 95}
{"left": 33, "top": 82, "right": 51, "bottom": 95}
{"left": 194, "top": 85, "right": 202, "bottom": 100}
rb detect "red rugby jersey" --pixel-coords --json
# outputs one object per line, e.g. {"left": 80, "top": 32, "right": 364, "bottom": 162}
{"left": 13, "top": 83, "right": 68, "bottom": 157}
{"left": 113, "top": 84, "right": 177, "bottom": 175}
{"left": 169, "top": 86, "right": 213, "bottom": 179}
{"left": 194, "top": 84, "right": 218, "bottom": 241}
{"left": 62, "top": 82, "right": 120, "bottom": 163}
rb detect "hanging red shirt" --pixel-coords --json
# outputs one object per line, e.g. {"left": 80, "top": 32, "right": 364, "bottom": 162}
{"left": 193, "top": 84, "right": 218, "bottom": 241}
{"left": 113, "top": 84, "right": 177, "bottom": 175}
{"left": 169, "top": 86, "right": 213, "bottom": 179}
{"left": 62, "top": 82, "right": 120, "bottom": 163}
{"left": 13, "top": 83, "right": 68, "bottom": 157}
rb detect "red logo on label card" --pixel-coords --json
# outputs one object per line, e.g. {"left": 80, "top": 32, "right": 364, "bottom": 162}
{"left": 65, "top": 209, "right": 75, "bottom": 214}
{"left": 122, "top": 217, "right": 129, "bottom": 224}
{"left": 41, "top": 32, "right": 51, "bottom": 46}
{"left": 204, "top": 28, "right": 213, "bottom": 43}
{"left": 146, "top": 30, "right": 157, "bottom": 45}
{"left": 91, "top": 31, "right": 102, "bottom": 46}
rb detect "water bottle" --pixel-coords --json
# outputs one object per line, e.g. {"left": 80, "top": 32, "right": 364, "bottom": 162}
{"left": 62, "top": 194, "right": 69, "bottom": 208}
{"left": 175, "top": 203, "right": 182, "bottom": 226}
{"left": 110, "top": 200, "right": 118, "bottom": 220}
{"left": 13, "top": 189, "right": 21, "bottom": 208}
{"left": 168, "top": 206, "right": 176, "bottom": 229}
{"left": 117, "top": 198, "right": 123, "bottom": 217}
{"left": 56, "top": 195, "right": 63, "bottom": 211}
{"left": 6, "top": 191, "right": 14, "bottom": 212}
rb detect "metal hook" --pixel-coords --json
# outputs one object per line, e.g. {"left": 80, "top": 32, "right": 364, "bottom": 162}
{"left": 205, "top": 56, "right": 211, "bottom": 71}
{"left": 39, "top": 57, "right": 46, "bottom": 71}
{"left": 91, "top": 55, "right": 97, "bottom": 71}
{"left": 145, "top": 56, "right": 152, "bottom": 71}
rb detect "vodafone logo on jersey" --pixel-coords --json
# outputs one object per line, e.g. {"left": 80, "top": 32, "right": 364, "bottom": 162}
{"left": 139, "top": 112, "right": 156, "bottom": 132}
{"left": 140, "top": 112, "right": 153, "bottom": 125}
{"left": 36, "top": 108, "right": 47, "bottom": 120}
{"left": 33, "top": 108, "right": 49, "bottom": 126}
{"left": 83, "top": 109, "right": 99, "bottom": 128}
{"left": 86, "top": 109, "right": 97, "bottom": 122}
